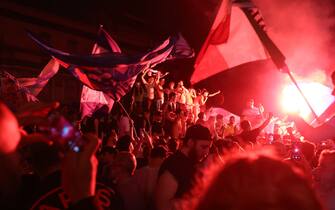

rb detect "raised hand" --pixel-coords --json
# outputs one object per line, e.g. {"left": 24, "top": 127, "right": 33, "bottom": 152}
{"left": 62, "top": 133, "right": 100, "bottom": 203}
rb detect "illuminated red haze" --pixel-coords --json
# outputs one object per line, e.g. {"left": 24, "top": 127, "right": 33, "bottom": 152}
{"left": 254, "top": 0, "right": 335, "bottom": 84}
{"left": 252, "top": 0, "right": 335, "bottom": 120}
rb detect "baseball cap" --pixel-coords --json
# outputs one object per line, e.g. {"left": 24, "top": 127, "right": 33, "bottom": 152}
{"left": 184, "top": 124, "right": 212, "bottom": 142}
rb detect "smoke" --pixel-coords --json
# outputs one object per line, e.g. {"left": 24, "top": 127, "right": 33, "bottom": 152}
{"left": 253, "top": 0, "right": 335, "bottom": 85}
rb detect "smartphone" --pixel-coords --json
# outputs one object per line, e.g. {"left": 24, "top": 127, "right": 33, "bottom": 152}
{"left": 291, "top": 146, "right": 302, "bottom": 161}
{"left": 48, "top": 112, "right": 83, "bottom": 152}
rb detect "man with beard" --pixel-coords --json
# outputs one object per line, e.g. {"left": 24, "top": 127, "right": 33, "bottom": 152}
{"left": 154, "top": 124, "right": 212, "bottom": 210}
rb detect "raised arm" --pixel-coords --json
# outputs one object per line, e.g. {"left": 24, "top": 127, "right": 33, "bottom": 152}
{"left": 155, "top": 71, "right": 161, "bottom": 85}
{"left": 208, "top": 90, "right": 221, "bottom": 97}
{"left": 141, "top": 69, "right": 149, "bottom": 85}
{"left": 200, "top": 94, "right": 208, "bottom": 105}
{"left": 258, "top": 112, "right": 273, "bottom": 131}
{"left": 160, "top": 72, "right": 169, "bottom": 78}
{"left": 190, "top": 89, "right": 197, "bottom": 98}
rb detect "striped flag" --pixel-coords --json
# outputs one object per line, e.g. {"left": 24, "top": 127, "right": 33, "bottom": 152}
{"left": 18, "top": 59, "right": 60, "bottom": 96}
{"left": 28, "top": 31, "right": 193, "bottom": 102}
{"left": 191, "top": 0, "right": 269, "bottom": 84}
{"left": 80, "top": 26, "right": 120, "bottom": 118}
{"left": 0, "top": 71, "right": 38, "bottom": 111}
{"left": 238, "top": 0, "right": 286, "bottom": 70}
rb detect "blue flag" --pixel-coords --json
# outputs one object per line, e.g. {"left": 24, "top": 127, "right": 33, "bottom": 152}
{"left": 28, "top": 31, "right": 193, "bottom": 101}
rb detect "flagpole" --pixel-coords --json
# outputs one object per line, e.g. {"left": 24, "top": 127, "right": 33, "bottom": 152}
{"left": 240, "top": 6, "right": 320, "bottom": 122}
{"left": 117, "top": 100, "right": 138, "bottom": 139}
{"left": 282, "top": 66, "right": 319, "bottom": 121}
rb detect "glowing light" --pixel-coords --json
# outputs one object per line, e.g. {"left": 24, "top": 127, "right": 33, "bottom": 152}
{"left": 61, "top": 126, "right": 72, "bottom": 138}
{"left": 281, "top": 82, "right": 334, "bottom": 122}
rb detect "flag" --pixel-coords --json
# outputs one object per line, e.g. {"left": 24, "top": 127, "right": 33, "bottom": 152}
{"left": 79, "top": 28, "right": 195, "bottom": 119}
{"left": 18, "top": 59, "right": 60, "bottom": 96}
{"left": 191, "top": 0, "right": 268, "bottom": 84}
{"left": 0, "top": 71, "right": 38, "bottom": 111}
{"left": 167, "top": 33, "right": 195, "bottom": 60}
{"left": 289, "top": 115, "right": 335, "bottom": 142}
{"left": 80, "top": 85, "right": 114, "bottom": 118}
{"left": 94, "top": 25, "right": 121, "bottom": 54}
{"left": 237, "top": 0, "right": 286, "bottom": 70}
{"left": 80, "top": 26, "right": 120, "bottom": 118}
{"left": 194, "top": 60, "right": 285, "bottom": 116}
{"left": 28, "top": 31, "right": 193, "bottom": 101}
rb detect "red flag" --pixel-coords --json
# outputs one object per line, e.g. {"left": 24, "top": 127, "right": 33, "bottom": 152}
{"left": 191, "top": 0, "right": 268, "bottom": 84}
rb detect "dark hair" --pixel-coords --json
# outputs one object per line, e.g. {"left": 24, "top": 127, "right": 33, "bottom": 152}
{"left": 92, "top": 105, "right": 108, "bottom": 119}
{"left": 81, "top": 117, "right": 96, "bottom": 133}
{"left": 182, "top": 153, "right": 323, "bottom": 210}
{"left": 198, "top": 112, "right": 205, "bottom": 120}
{"left": 100, "top": 146, "right": 117, "bottom": 155}
{"left": 168, "top": 139, "right": 178, "bottom": 153}
{"left": 116, "top": 135, "right": 132, "bottom": 152}
{"left": 300, "top": 141, "right": 316, "bottom": 163}
{"left": 152, "top": 124, "right": 164, "bottom": 135}
{"left": 150, "top": 146, "right": 167, "bottom": 159}
{"left": 240, "top": 120, "right": 251, "bottom": 130}
{"left": 183, "top": 124, "right": 212, "bottom": 144}
{"left": 214, "top": 139, "right": 237, "bottom": 154}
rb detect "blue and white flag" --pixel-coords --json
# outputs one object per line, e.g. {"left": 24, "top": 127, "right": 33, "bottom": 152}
{"left": 28, "top": 31, "right": 193, "bottom": 101}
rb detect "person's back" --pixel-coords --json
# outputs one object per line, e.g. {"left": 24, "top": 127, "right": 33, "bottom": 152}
{"left": 109, "top": 151, "right": 145, "bottom": 210}
{"left": 134, "top": 146, "right": 167, "bottom": 210}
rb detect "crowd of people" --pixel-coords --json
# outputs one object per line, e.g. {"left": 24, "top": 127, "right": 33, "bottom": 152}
{"left": 0, "top": 68, "right": 335, "bottom": 210}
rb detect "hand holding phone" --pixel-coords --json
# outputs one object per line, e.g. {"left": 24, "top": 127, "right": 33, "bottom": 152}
{"left": 291, "top": 146, "right": 302, "bottom": 161}
{"left": 47, "top": 112, "right": 83, "bottom": 152}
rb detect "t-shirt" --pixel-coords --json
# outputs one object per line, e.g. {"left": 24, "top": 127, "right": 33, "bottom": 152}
{"left": 224, "top": 124, "right": 236, "bottom": 137}
{"left": 238, "top": 128, "right": 261, "bottom": 144}
{"left": 158, "top": 151, "right": 196, "bottom": 198}
{"left": 116, "top": 177, "right": 145, "bottom": 210}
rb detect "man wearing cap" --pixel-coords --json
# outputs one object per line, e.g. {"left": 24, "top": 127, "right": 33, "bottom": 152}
{"left": 154, "top": 124, "right": 212, "bottom": 210}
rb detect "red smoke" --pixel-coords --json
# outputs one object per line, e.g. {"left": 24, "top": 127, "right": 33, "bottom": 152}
{"left": 253, "top": 0, "right": 335, "bottom": 85}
